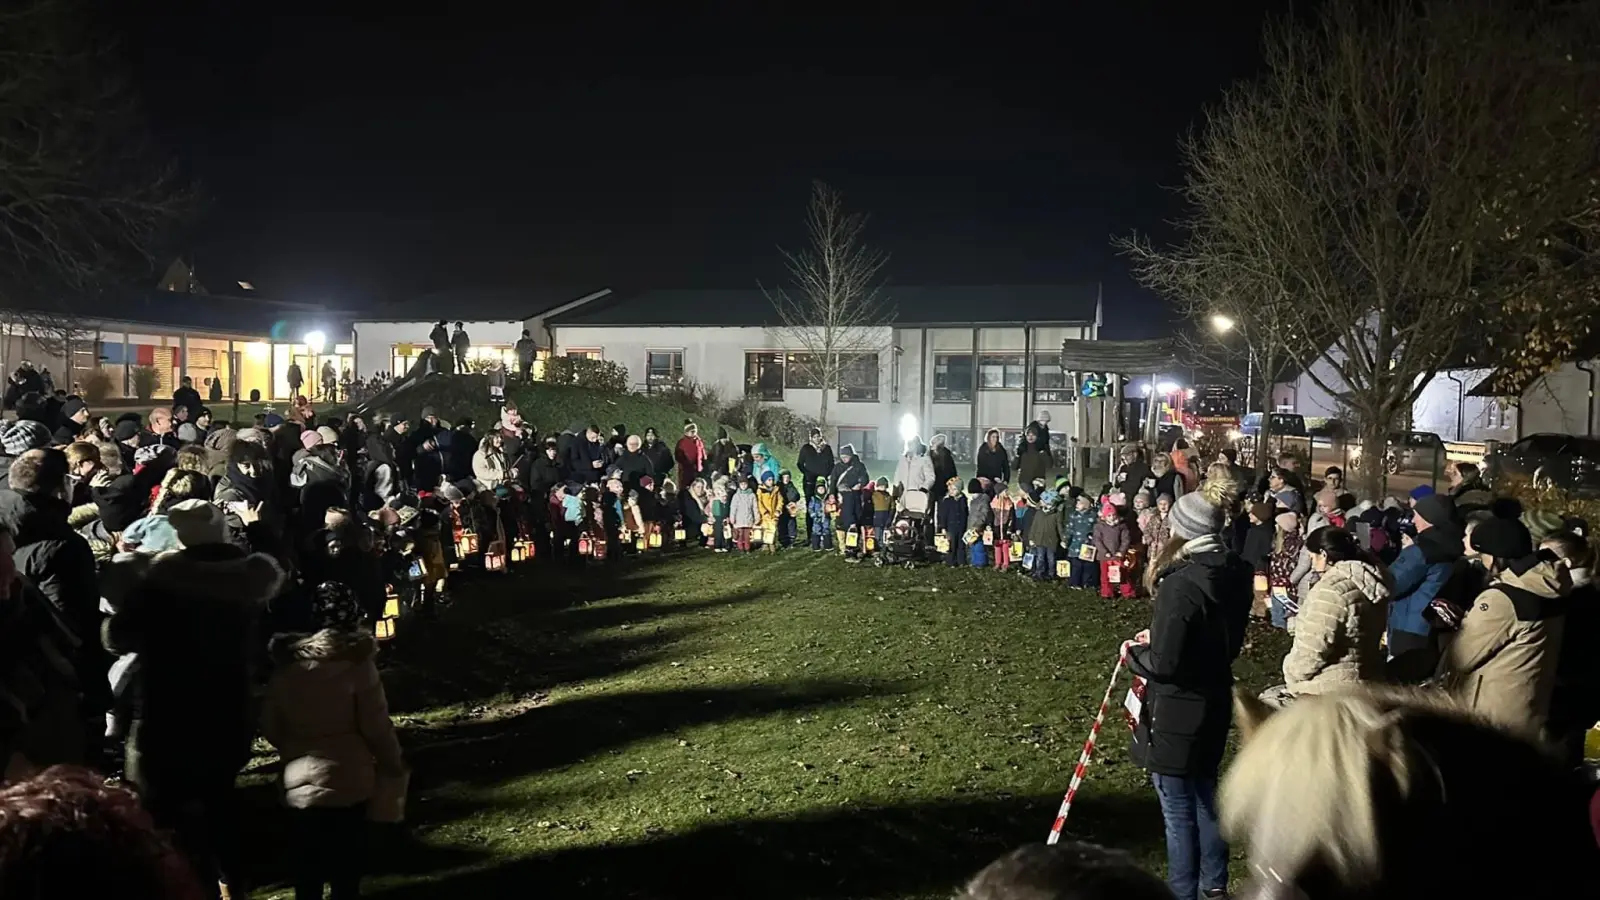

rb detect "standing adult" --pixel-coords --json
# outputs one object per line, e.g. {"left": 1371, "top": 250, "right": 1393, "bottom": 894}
{"left": 796, "top": 428, "right": 835, "bottom": 498}
{"left": 928, "top": 434, "right": 958, "bottom": 503}
{"left": 615, "top": 435, "right": 655, "bottom": 492}
{"left": 172, "top": 377, "right": 204, "bottom": 424}
{"left": 750, "top": 442, "right": 780, "bottom": 485}
{"left": 285, "top": 362, "right": 304, "bottom": 401}
{"left": 514, "top": 329, "right": 537, "bottom": 381}
{"left": 1128, "top": 493, "right": 1252, "bottom": 900}
{"left": 567, "top": 424, "right": 607, "bottom": 484}
{"left": 1015, "top": 421, "right": 1052, "bottom": 488}
{"left": 319, "top": 359, "right": 338, "bottom": 404}
{"left": 429, "top": 321, "right": 451, "bottom": 375}
{"left": 975, "top": 428, "right": 1010, "bottom": 486}
{"left": 708, "top": 427, "right": 739, "bottom": 480}
{"left": 642, "top": 427, "right": 674, "bottom": 483}
{"left": 451, "top": 322, "right": 471, "bottom": 373}
{"left": 894, "top": 437, "right": 934, "bottom": 496}
{"left": 675, "top": 422, "right": 707, "bottom": 486}
{"left": 1387, "top": 494, "right": 1463, "bottom": 682}
{"left": 1115, "top": 445, "right": 1155, "bottom": 499}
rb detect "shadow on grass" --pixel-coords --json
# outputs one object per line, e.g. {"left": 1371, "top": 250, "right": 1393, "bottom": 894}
{"left": 382, "top": 582, "right": 769, "bottom": 715}
{"left": 406, "top": 678, "right": 901, "bottom": 794}
{"left": 370, "top": 789, "right": 1162, "bottom": 899}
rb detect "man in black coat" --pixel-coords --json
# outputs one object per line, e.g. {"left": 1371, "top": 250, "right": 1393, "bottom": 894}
{"left": 796, "top": 428, "right": 835, "bottom": 498}
{"left": 172, "top": 376, "right": 204, "bottom": 423}
{"left": 567, "top": 424, "right": 607, "bottom": 484}
{"left": 641, "top": 427, "right": 674, "bottom": 483}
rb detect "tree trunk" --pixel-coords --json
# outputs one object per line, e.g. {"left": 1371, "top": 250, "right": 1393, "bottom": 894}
{"left": 1357, "top": 420, "right": 1388, "bottom": 503}
{"left": 819, "top": 384, "right": 830, "bottom": 430}
{"left": 1254, "top": 363, "right": 1274, "bottom": 478}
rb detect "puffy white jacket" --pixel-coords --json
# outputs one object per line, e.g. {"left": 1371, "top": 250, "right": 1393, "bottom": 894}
{"left": 894, "top": 451, "right": 935, "bottom": 495}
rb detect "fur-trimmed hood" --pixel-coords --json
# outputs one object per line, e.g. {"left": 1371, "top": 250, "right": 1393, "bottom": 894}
{"left": 143, "top": 543, "right": 287, "bottom": 605}
{"left": 269, "top": 627, "right": 378, "bottom": 667}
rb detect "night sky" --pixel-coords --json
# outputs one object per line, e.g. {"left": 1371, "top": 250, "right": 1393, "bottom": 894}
{"left": 116, "top": 3, "right": 1294, "bottom": 338}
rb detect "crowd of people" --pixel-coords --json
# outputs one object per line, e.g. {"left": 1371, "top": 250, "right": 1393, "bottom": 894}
{"left": 1, "top": 367, "right": 1597, "bottom": 898}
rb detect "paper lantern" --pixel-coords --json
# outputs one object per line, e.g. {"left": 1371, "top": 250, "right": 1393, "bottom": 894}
{"left": 592, "top": 537, "right": 609, "bottom": 561}
{"left": 383, "top": 590, "right": 401, "bottom": 619}
{"left": 1010, "top": 540, "right": 1024, "bottom": 560}
{"left": 673, "top": 526, "right": 687, "bottom": 542}
{"left": 407, "top": 559, "right": 425, "bottom": 582}
{"left": 485, "top": 541, "right": 507, "bottom": 572}
{"left": 1056, "top": 559, "right": 1071, "bottom": 579}
{"left": 935, "top": 534, "right": 951, "bottom": 553}
{"left": 457, "top": 531, "right": 480, "bottom": 556}
{"left": 982, "top": 528, "right": 994, "bottom": 546}
{"left": 578, "top": 535, "right": 592, "bottom": 556}
{"left": 761, "top": 526, "right": 776, "bottom": 545}
{"left": 635, "top": 536, "right": 646, "bottom": 550}
{"left": 845, "top": 530, "right": 858, "bottom": 548}
{"left": 1107, "top": 562, "right": 1123, "bottom": 584}
{"left": 700, "top": 523, "right": 714, "bottom": 537}
{"left": 374, "top": 618, "right": 397, "bottom": 641}
{"left": 649, "top": 530, "right": 664, "bottom": 548}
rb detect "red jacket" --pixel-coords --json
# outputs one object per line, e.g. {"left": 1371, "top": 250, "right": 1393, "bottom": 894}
{"left": 675, "top": 435, "right": 707, "bottom": 482}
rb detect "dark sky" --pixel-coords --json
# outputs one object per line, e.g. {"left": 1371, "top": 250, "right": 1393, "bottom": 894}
{"left": 116, "top": 3, "right": 1291, "bottom": 338}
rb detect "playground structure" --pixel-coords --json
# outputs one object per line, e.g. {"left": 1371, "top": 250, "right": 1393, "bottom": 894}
{"left": 1059, "top": 337, "right": 1185, "bottom": 486}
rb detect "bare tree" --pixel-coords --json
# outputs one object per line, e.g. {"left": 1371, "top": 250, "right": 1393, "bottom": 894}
{"left": 1120, "top": 0, "right": 1600, "bottom": 498}
{"left": 765, "top": 181, "right": 893, "bottom": 427}
{"left": 0, "top": 0, "right": 196, "bottom": 381}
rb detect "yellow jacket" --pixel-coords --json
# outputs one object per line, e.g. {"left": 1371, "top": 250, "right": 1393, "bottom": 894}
{"left": 756, "top": 486, "right": 783, "bottom": 524}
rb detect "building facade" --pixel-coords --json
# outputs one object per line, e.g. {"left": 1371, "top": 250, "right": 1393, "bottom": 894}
{"left": 548, "top": 286, "right": 1101, "bottom": 461}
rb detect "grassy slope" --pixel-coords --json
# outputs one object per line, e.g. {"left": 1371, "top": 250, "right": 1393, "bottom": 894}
{"left": 353, "top": 377, "right": 804, "bottom": 468}
{"left": 240, "top": 551, "right": 1289, "bottom": 900}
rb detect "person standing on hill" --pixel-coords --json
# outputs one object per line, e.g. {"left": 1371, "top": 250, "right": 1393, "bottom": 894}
{"left": 450, "top": 323, "right": 471, "bottom": 374}
{"left": 429, "top": 321, "right": 451, "bottom": 375}
{"left": 709, "top": 427, "right": 739, "bottom": 479}
{"left": 285, "top": 362, "right": 304, "bottom": 400}
{"left": 514, "top": 330, "right": 537, "bottom": 381}
{"left": 675, "top": 422, "right": 707, "bottom": 485}
{"left": 642, "top": 428, "right": 674, "bottom": 482}
{"left": 797, "top": 428, "right": 834, "bottom": 498}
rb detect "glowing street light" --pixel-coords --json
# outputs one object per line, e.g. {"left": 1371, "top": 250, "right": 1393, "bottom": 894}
{"left": 1157, "top": 381, "right": 1180, "bottom": 395}
{"left": 304, "top": 330, "right": 327, "bottom": 355}
{"left": 1211, "top": 314, "right": 1236, "bottom": 333}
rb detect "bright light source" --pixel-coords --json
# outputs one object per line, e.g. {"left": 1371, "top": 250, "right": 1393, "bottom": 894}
{"left": 1158, "top": 381, "right": 1180, "bottom": 395}
{"left": 304, "top": 330, "right": 327, "bottom": 354}
{"left": 1211, "top": 314, "right": 1236, "bottom": 333}
{"left": 1140, "top": 383, "right": 1153, "bottom": 396}
{"left": 1227, "top": 429, "right": 1243, "bottom": 442}
{"left": 1185, "top": 388, "right": 1196, "bottom": 399}
{"left": 237, "top": 280, "right": 255, "bottom": 291}
{"left": 898, "top": 413, "right": 919, "bottom": 443}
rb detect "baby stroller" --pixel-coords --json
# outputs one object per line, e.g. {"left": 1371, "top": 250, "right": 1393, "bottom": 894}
{"left": 876, "top": 488, "right": 929, "bottom": 568}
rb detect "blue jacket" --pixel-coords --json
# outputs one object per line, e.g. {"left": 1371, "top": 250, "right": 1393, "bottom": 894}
{"left": 1386, "top": 526, "right": 1462, "bottom": 637}
{"left": 807, "top": 495, "right": 830, "bottom": 535}
{"left": 750, "top": 443, "right": 781, "bottom": 485}
{"left": 1065, "top": 507, "right": 1097, "bottom": 555}
{"left": 937, "top": 492, "right": 969, "bottom": 536}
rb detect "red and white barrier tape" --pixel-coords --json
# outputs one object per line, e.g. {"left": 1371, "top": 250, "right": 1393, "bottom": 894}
{"left": 1046, "top": 639, "right": 1147, "bottom": 844}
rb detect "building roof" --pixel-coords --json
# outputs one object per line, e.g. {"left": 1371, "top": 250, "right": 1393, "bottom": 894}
{"left": 1059, "top": 338, "right": 1181, "bottom": 374}
{"left": 352, "top": 286, "right": 610, "bottom": 323}
{"left": 545, "top": 284, "right": 1101, "bottom": 328}
{"left": 1466, "top": 331, "right": 1600, "bottom": 397}
{"left": 9, "top": 287, "right": 345, "bottom": 338}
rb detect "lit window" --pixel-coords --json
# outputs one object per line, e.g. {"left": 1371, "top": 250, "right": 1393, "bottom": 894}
{"left": 744, "top": 352, "right": 785, "bottom": 400}
{"left": 646, "top": 350, "right": 685, "bottom": 389}
{"left": 978, "top": 354, "right": 1026, "bottom": 389}
{"left": 838, "top": 353, "right": 879, "bottom": 402}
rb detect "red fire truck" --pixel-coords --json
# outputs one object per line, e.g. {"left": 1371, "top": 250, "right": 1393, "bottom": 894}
{"left": 1181, "top": 385, "right": 1242, "bottom": 436}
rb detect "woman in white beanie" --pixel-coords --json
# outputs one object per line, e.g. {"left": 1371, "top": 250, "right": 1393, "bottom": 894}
{"left": 1125, "top": 492, "right": 1253, "bottom": 900}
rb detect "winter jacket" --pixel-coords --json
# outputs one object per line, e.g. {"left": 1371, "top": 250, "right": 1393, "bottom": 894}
{"left": 472, "top": 448, "right": 507, "bottom": 490}
{"left": 967, "top": 494, "right": 992, "bottom": 532}
{"left": 675, "top": 435, "right": 707, "bottom": 483}
{"left": 894, "top": 449, "right": 936, "bottom": 496}
{"left": 937, "top": 492, "right": 969, "bottom": 536}
{"left": 797, "top": 442, "right": 835, "bottom": 486}
{"left": 1449, "top": 476, "right": 1494, "bottom": 518}
{"left": 807, "top": 495, "right": 831, "bottom": 534}
{"left": 261, "top": 628, "right": 406, "bottom": 810}
{"left": 1115, "top": 461, "right": 1155, "bottom": 499}
{"left": 0, "top": 576, "right": 83, "bottom": 771}
{"left": 524, "top": 452, "right": 565, "bottom": 498}
{"left": 643, "top": 439, "right": 674, "bottom": 482}
{"left": 567, "top": 434, "right": 607, "bottom": 484}
{"left": 103, "top": 544, "right": 285, "bottom": 791}
{"left": 0, "top": 490, "right": 100, "bottom": 646}
{"left": 1016, "top": 446, "right": 1051, "bottom": 487}
{"left": 991, "top": 493, "right": 1015, "bottom": 537}
{"left": 756, "top": 486, "right": 783, "bottom": 525}
{"left": 1282, "top": 559, "right": 1390, "bottom": 695}
{"left": 976, "top": 441, "right": 1010, "bottom": 483}
{"left": 1240, "top": 522, "right": 1274, "bottom": 572}
{"left": 1550, "top": 580, "right": 1600, "bottom": 738}
{"left": 1093, "top": 518, "right": 1131, "bottom": 559}
{"left": 1027, "top": 506, "right": 1064, "bottom": 550}
{"left": 829, "top": 457, "right": 869, "bottom": 494}
{"left": 1064, "top": 508, "right": 1096, "bottom": 556}
{"left": 929, "top": 446, "right": 958, "bottom": 493}
{"left": 1387, "top": 525, "right": 1464, "bottom": 639}
{"left": 1441, "top": 557, "right": 1569, "bottom": 737}
{"left": 1142, "top": 511, "right": 1172, "bottom": 552}
{"left": 1127, "top": 534, "right": 1253, "bottom": 777}
{"left": 709, "top": 439, "right": 739, "bottom": 480}
{"left": 750, "top": 443, "right": 780, "bottom": 485}
{"left": 730, "top": 490, "right": 760, "bottom": 528}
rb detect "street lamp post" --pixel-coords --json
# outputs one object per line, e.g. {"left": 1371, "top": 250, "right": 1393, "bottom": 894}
{"left": 1209, "top": 315, "right": 1254, "bottom": 412}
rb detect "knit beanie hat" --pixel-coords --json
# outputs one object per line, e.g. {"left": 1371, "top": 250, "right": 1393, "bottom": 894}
{"left": 1169, "top": 493, "right": 1224, "bottom": 540}
{"left": 112, "top": 419, "right": 141, "bottom": 442}
{"left": 1521, "top": 508, "right": 1565, "bottom": 542}
{"left": 312, "top": 581, "right": 363, "bottom": 631}
{"left": 93, "top": 476, "right": 144, "bottom": 532}
{"left": 166, "top": 499, "right": 227, "bottom": 547}
{"left": 317, "top": 426, "right": 341, "bottom": 446}
{"left": 0, "top": 419, "right": 50, "bottom": 455}
{"left": 1276, "top": 511, "right": 1300, "bottom": 533}
{"left": 1410, "top": 484, "right": 1435, "bottom": 501}
{"left": 263, "top": 412, "right": 284, "bottom": 428}
{"left": 1413, "top": 494, "right": 1457, "bottom": 529}
{"left": 61, "top": 397, "right": 87, "bottom": 419}
{"left": 1470, "top": 517, "right": 1532, "bottom": 561}
{"left": 300, "top": 429, "right": 322, "bottom": 451}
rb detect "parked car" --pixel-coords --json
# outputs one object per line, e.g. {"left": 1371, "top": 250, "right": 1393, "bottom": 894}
{"left": 1483, "top": 432, "right": 1600, "bottom": 497}
{"left": 1234, "top": 412, "right": 1307, "bottom": 440}
{"left": 1350, "top": 431, "right": 1444, "bottom": 476}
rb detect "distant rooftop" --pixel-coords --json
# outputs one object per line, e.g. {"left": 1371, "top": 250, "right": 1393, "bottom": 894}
{"left": 547, "top": 284, "right": 1101, "bottom": 328}
{"left": 352, "top": 286, "right": 610, "bottom": 323}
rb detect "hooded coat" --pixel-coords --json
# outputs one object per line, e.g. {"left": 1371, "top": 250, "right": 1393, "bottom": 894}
{"left": 643, "top": 436, "right": 674, "bottom": 482}
{"left": 1388, "top": 524, "right": 1464, "bottom": 639}
{"left": 749, "top": 443, "right": 780, "bottom": 485}
{"left": 103, "top": 543, "right": 286, "bottom": 791}
{"left": 1442, "top": 556, "right": 1569, "bottom": 737}
{"left": 261, "top": 628, "right": 405, "bottom": 809}
{"left": 928, "top": 437, "right": 958, "bottom": 498}
{"left": 708, "top": 430, "right": 739, "bottom": 480}
{"left": 0, "top": 489, "right": 100, "bottom": 646}
{"left": 893, "top": 443, "right": 935, "bottom": 495}
{"left": 1282, "top": 559, "right": 1391, "bottom": 695}
{"left": 796, "top": 439, "right": 835, "bottom": 492}
{"left": 976, "top": 434, "right": 1010, "bottom": 483}
{"left": 1016, "top": 422, "right": 1052, "bottom": 486}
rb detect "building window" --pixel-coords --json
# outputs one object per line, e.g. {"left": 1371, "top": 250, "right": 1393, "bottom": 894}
{"left": 944, "top": 429, "right": 975, "bottom": 463}
{"left": 744, "top": 352, "right": 785, "bottom": 400}
{"left": 838, "top": 353, "right": 880, "bottom": 402}
{"left": 566, "top": 349, "right": 602, "bottom": 360}
{"left": 837, "top": 426, "right": 879, "bottom": 460}
{"left": 646, "top": 350, "right": 684, "bottom": 390}
{"left": 933, "top": 353, "right": 973, "bottom": 402}
{"left": 785, "top": 353, "right": 823, "bottom": 389}
{"left": 979, "top": 354, "right": 1026, "bottom": 390}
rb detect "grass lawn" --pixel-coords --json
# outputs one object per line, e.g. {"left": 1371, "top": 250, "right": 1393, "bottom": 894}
{"left": 240, "top": 548, "right": 1289, "bottom": 900}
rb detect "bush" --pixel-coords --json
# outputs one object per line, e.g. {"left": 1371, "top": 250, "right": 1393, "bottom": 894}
{"left": 648, "top": 377, "right": 723, "bottom": 419}
{"left": 80, "top": 367, "right": 116, "bottom": 403}
{"left": 1496, "top": 477, "right": 1600, "bottom": 535}
{"left": 129, "top": 365, "right": 160, "bottom": 402}
{"left": 759, "top": 406, "right": 823, "bottom": 448}
{"left": 542, "top": 357, "right": 628, "bottom": 394}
